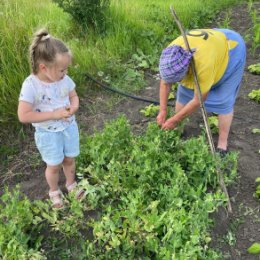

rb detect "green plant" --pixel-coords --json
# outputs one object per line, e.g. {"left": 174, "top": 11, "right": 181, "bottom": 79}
{"left": 208, "top": 116, "right": 219, "bottom": 134}
{"left": 76, "top": 116, "right": 237, "bottom": 259}
{"left": 140, "top": 104, "right": 160, "bottom": 117}
{"left": 252, "top": 128, "right": 260, "bottom": 134}
{"left": 0, "top": 115, "right": 239, "bottom": 259}
{"left": 53, "top": 0, "right": 110, "bottom": 32}
{"left": 217, "top": 10, "right": 232, "bottom": 28}
{"left": 248, "top": 1, "right": 260, "bottom": 54}
{"left": 0, "top": 144, "right": 18, "bottom": 162}
{"left": 0, "top": 0, "right": 242, "bottom": 133}
{"left": 200, "top": 116, "right": 219, "bottom": 134}
{"left": 0, "top": 0, "right": 74, "bottom": 129}
{"left": 129, "top": 48, "right": 155, "bottom": 70}
{"left": 224, "top": 230, "right": 236, "bottom": 246}
{"left": 168, "top": 92, "right": 175, "bottom": 100}
{"left": 0, "top": 187, "right": 46, "bottom": 260}
{"left": 248, "top": 89, "right": 260, "bottom": 103}
{"left": 248, "top": 63, "right": 260, "bottom": 75}
{"left": 248, "top": 242, "right": 260, "bottom": 256}
{"left": 255, "top": 177, "right": 260, "bottom": 199}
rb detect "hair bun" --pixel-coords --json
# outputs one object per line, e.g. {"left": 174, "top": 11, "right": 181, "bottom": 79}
{"left": 41, "top": 34, "right": 51, "bottom": 41}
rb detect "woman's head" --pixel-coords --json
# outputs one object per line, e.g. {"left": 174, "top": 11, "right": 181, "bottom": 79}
{"left": 29, "top": 28, "right": 72, "bottom": 82}
{"left": 159, "top": 45, "right": 194, "bottom": 84}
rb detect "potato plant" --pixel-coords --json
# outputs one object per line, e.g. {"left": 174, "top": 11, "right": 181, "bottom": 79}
{"left": 208, "top": 116, "right": 219, "bottom": 134}
{"left": 0, "top": 116, "right": 237, "bottom": 259}
{"left": 248, "top": 63, "right": 260, "bottom": 75}
{"left": 140, "top": 104, "right": 160, "bottom": 117}
{"left": 248, "top": 89, "right": 260, "bottom": 103}
{"left": 255, "top": 177, "right": 260, "bottom": 199}
{"left": 75, "top": 116, "right": 236, "bottom": 260}
{"left": 0, "top": 187, "right": 46, "bottom": 260}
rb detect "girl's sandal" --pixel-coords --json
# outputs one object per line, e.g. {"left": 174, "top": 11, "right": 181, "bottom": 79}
{"left": 66, "top": 182, "right": 86, "bottom": 201}
{"left": 49, "top": 189, "right": 63, "bottom": 209}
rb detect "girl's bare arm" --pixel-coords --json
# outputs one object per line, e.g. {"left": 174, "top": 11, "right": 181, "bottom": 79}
{"left": 18, "top": 101, "right": 71, "bottom": 123}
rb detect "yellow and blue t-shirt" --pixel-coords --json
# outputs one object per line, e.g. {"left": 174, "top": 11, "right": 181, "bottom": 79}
{"left": 170, "top": 29, "right": 238, "bottom": 93}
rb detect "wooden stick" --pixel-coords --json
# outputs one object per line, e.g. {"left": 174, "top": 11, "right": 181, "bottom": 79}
{"left": 170, "top": 6, "right": 232, "bottom": 213}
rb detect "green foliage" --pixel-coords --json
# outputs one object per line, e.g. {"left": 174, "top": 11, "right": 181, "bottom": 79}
{"left": 200, "top": 116, "right": 219, "bottom": 135}
{"left": 248, "top": 89, "right": 260, "bottom": 103}
{"left": 0, "top": 187, "right": 45, "bottom": 260}
{"left": 0, "top": 116, "right": 238, "bottom": 259}
{"left": 139, "top": 88, "right": 175, "bottom": 118}
{"left": 0, "top": 0, "right": 73, "bottom": 129}
{"left": 255, "top": 177, "right": 260, "bottom": 199}
{"left": 248, "top": 63, "right": 260, "bottom": 75}
{"left": 168, "top": 91, "right": 175, "bottom": 100}
{"left": 248, "top": 1, "right": 260, "bottom": 54}
{"left": 208, "top": 116, "right": 219, "bottom": 134}
{"left": 53, "top": 0, "right": 110, "bottom": 32}
{"left": 0, "top": 0, "right": 242, "bottom": 132}
{"left": 252, "top": 128, "right": 260, "bottom": 134}
{"left": 248, "top": 242, "right": 260, "bottom": 254}
{"left": 129, "top": 48, "right": 157, "bottom": 71}
{"left": 76, "top": 116, "right": 237, "bottom": 259}
{"left": 140, "top": 104, "right": 160, "bottom": 117}
{"left": 217, "top": 10, "right": 232, "bottom": 28}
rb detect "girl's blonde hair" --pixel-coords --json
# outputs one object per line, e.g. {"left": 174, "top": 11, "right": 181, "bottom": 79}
{"left": 29, "top": 28, "right": 70, "bottom": 74}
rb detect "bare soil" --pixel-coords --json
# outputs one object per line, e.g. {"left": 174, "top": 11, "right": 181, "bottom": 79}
{"left": 0, "top": 2, "right": 259, "bottom": 260}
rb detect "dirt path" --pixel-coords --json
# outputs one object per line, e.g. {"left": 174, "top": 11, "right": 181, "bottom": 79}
{"left": 208, "top": 3, "right": 260, "bottom": 260}
{"left": 0, "top": 2, "right": 259, "bottom": 260}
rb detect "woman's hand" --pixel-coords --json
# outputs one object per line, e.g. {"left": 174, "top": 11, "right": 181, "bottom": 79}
{"left": 161, "top": 117, "right": 178, "bottom": 130}
{"left": 157, "top": 110, "right": 167, "bottom": 126}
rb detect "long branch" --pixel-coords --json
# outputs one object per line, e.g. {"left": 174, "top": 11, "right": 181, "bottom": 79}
{"left": 170, "top": 6, "right": 232, "bottom": 213}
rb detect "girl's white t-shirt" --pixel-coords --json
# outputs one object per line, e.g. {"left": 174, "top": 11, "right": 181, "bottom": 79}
{"left": 19, "top": 74, "right": 76, "bottom": 132}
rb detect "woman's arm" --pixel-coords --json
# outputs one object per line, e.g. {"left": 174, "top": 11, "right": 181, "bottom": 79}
{"left": 162, "top": 90, "right": 208, "bottom": 129}
{"left": 157, "top": 80, "right": 171, "bottom": 126}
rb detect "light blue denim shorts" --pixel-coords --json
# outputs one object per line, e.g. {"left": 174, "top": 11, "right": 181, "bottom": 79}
{"left": 34, "top": 122, "right": 80, "bottom": 166}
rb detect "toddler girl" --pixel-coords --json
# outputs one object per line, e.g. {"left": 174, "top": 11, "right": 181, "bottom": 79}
{"left": 18, "top": 28, "right": 84, "bottom": 208}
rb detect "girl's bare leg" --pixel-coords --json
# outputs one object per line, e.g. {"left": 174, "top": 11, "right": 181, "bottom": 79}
{"left": 62, "top": 157, "right": 76, "bottom": 187}
{"left": 45, "top": 164, "right": 61, "bottom": 192}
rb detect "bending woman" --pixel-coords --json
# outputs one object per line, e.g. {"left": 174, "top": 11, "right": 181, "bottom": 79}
{"left": 157, "top": 28, "right": 246, "bottom": 155}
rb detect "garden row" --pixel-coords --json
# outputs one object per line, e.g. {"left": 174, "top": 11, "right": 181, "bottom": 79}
{"left": 0, "top": 117, "right": 238, "bottom": 259}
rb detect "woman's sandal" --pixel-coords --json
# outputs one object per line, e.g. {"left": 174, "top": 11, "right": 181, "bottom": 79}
{"left": 66, "top": 182, "right": 86, "bottom": 201}
{"left": 49, "top": 189, "right": 63, "bottom": 209}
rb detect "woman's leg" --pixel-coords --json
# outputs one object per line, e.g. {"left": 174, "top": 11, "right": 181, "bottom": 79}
{"left": 175, "top": 100, "right": 185, "bottom": 112}
{"left": 217, "top": 112, "right": 233, "bottom": 150}
{"left": 177, "top": 99, "right": 233, "bottom": 151}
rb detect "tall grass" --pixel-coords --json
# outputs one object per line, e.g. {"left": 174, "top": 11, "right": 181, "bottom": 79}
{"left": 0, "top": 0, "right": 241, "bottom": 130}
{"left": 0, "top": 0, "right": 73, "bottom": 127}
{"left": 248, "top": 0, "right": 260, "bottom": 54}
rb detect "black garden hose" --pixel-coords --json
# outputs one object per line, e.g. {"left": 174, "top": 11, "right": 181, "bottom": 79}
{"left": 85, "top": 72, "right": 174, "bottom": 106}
{"left": 85, "top": 72, "right": 260, "bottom": 123}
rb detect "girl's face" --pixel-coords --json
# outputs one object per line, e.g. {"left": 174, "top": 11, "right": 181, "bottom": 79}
{"left": 39, "top": 53, "right": 72, "bottom": 83}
